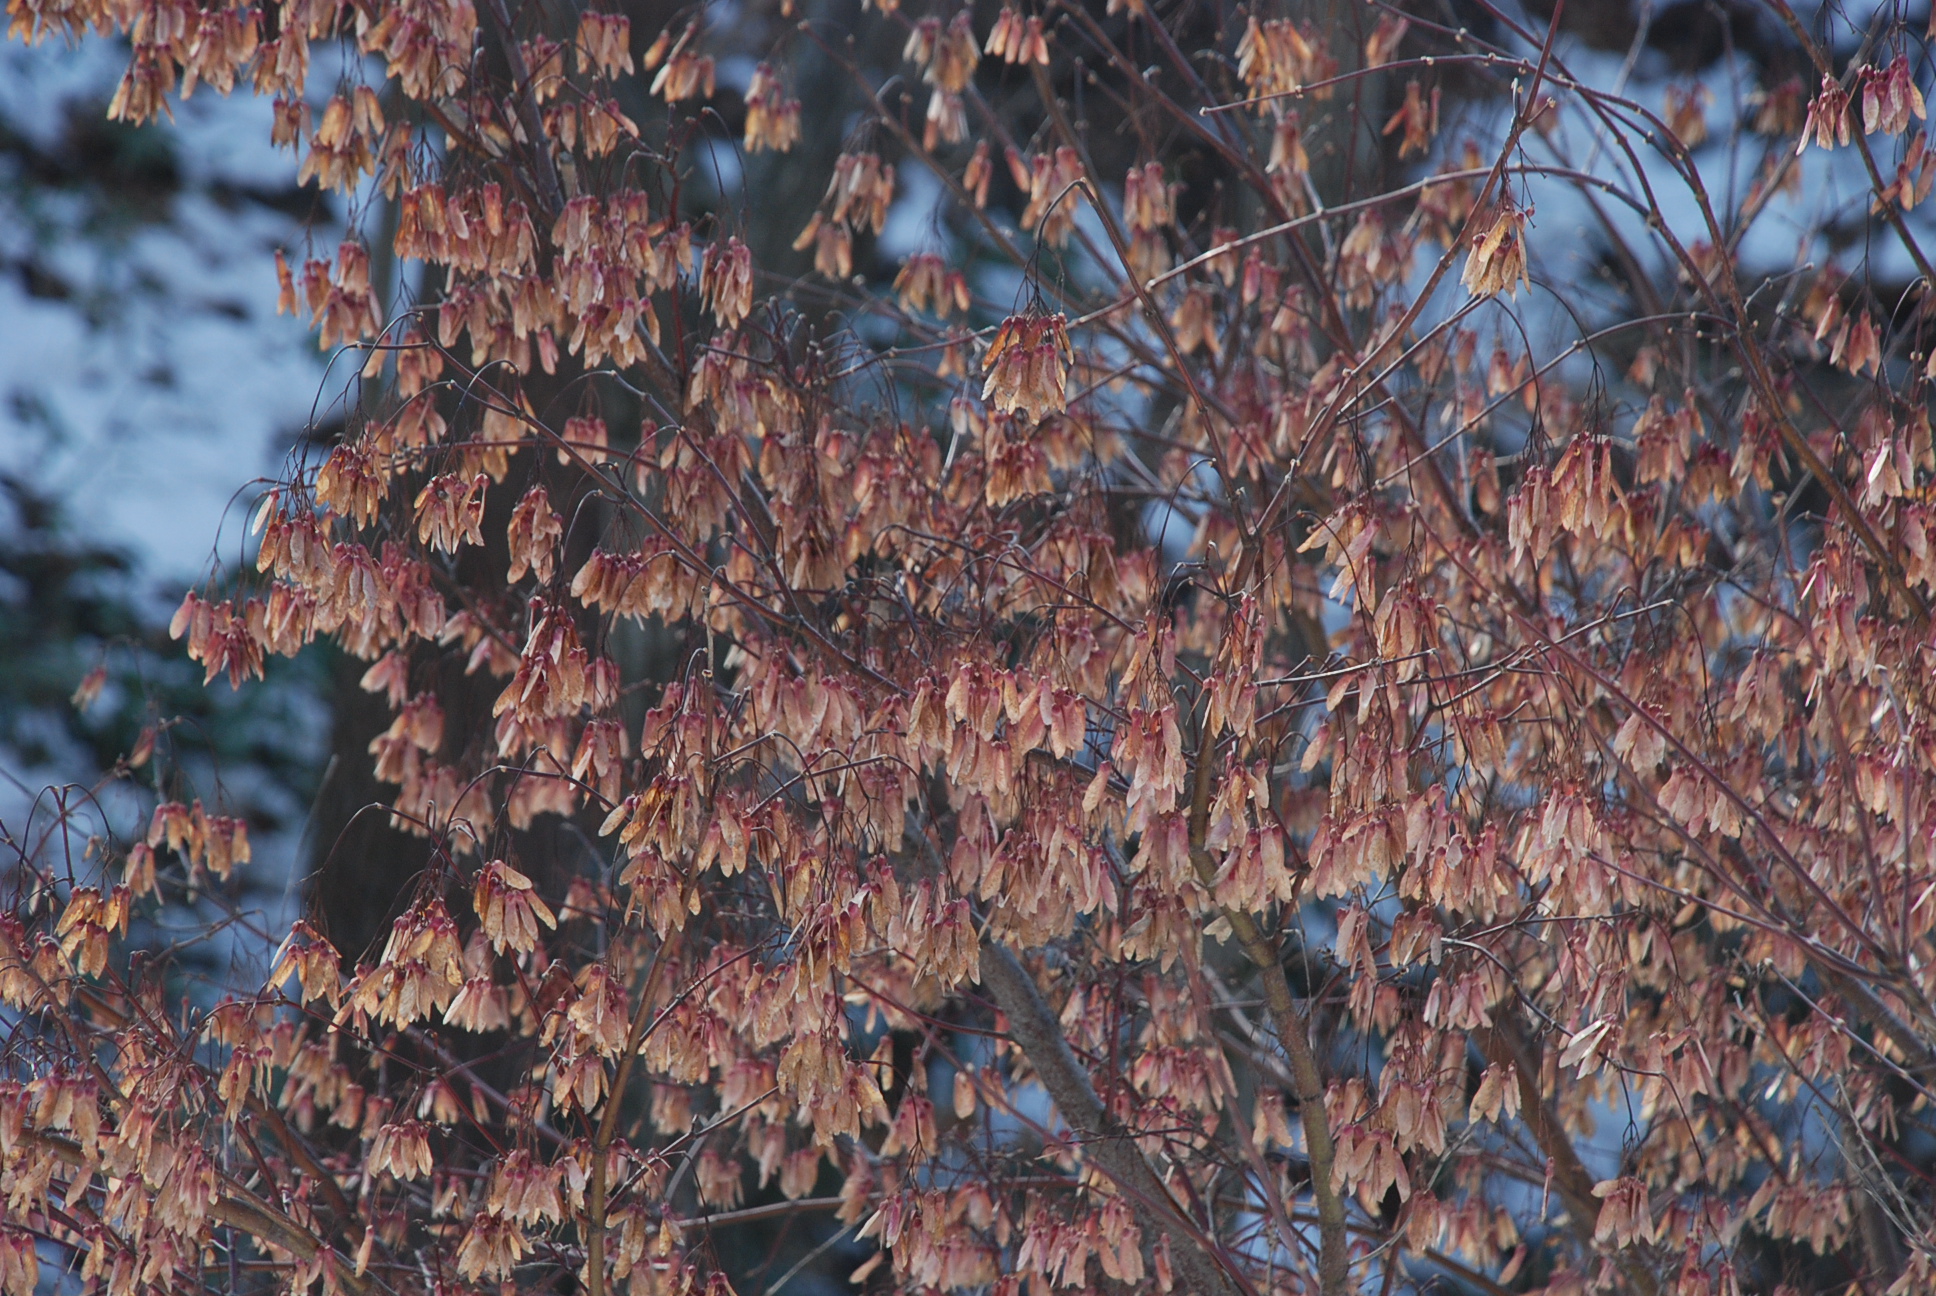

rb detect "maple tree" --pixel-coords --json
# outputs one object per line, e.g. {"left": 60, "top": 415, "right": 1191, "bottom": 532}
{"left": 7, "top": 0, "right": 1936, "bottom": 1293}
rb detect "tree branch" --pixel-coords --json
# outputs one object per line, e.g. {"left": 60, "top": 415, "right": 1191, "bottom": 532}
{"left": 1478, "top": 1016, "right": 1661, "bottom": 1296}
{"left": 1186, "top": 737, "right": 1352, "bottom": 1296}
{"left": 17, "top": 1127, "right": 369, "bottom": 1296}
{"left": 976, "top": 939, "right": 1248, "bottom": 1296}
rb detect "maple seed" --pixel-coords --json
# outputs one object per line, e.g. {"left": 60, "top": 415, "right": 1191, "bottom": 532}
{"left": 1862, "top": 55, "right": 1927, "bottom": 136}
{"left": 893, "top": 252, "right": 971, "bottom": 317}
{"left": 743, "top": 63, "right": 802, "bottom": 153}
{"left": 1799, "top": 75, "right": 1852, "bottom": 151}
{"left": 1461, "top": 204, "right": 1531, "bottom": 299}
{"left": 649, "top": 26, "right": 716, "bottom": 102}
{"left": 986, "top": 7, "right": 1050, "bottom": 65}
{"left": 702, "top": 237, "right": 756, "bottom": 328}
{"left": 70, "top": 664, "right": 108, "bottom": 711}
{"left": 981, "top": 312, "right": 1073, "bottom": 420}
{"left": 475, "top": 858, "right": 558, "bottom": 955}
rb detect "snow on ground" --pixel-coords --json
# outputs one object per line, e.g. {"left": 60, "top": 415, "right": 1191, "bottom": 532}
{"left": 0, "top": 40, "right": 346, "bottom": 990}
{"left": 0, "top": 42, "right": 335, "bottom": 588}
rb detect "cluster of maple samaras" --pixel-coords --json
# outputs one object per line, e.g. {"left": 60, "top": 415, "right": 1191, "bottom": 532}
{"left": 892, "top": 252, "right": 972, "bottom": 318}
{"left": 1459, "top": 202, "right": 1532, "bottom": 301}
{"left": 1800, "top": 54, "right": 1929, "bottom": 151}
{"left": 550, "top": 191, "right": 693, "bottom": 367}
{"left": 795, "top": 151, "right": 898, "bottom": 281}
{"left": 1120, "top": 160, "right": 1180, "bottom": 284}
{"left": 903, "top": 10, "right": 981, "bottom": 148}
{"left": 980, "top": 311, "right": 1073, "bottom": 422}
{"left": 742, "top": 62, "right": 802, "bottom": 153}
